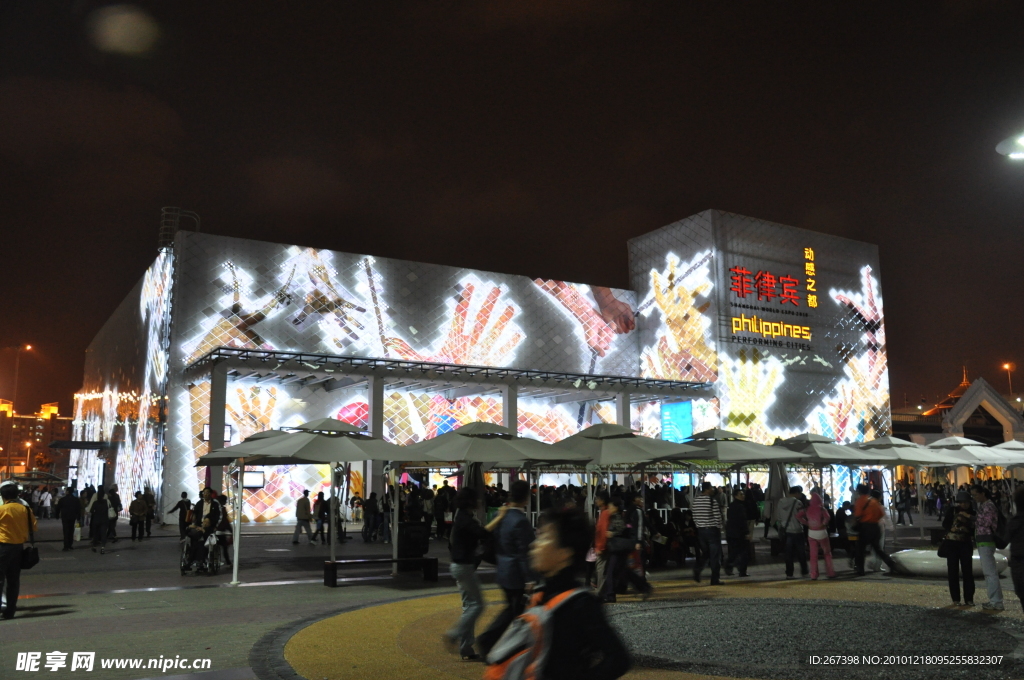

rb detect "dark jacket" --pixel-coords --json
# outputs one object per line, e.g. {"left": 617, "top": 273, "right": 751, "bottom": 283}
{"left": 1008, "top": 514, "right": 1024, "bottom": 560}
{"left": 535, "top": 569, "right": 631, "bottom": 680}
{"left": 448, "top": 509, "right": 489, "bottom": 565}
{"left": 494, "top": 507, "right": 535, "bottom": 589}
{"left": 192, "top": 499, "right": 222, "bottom": 534}
{"left": 56, "top": 494, "right": 81, "bottom": 520}
{"left": 726, "top": 499, "right": 748, "bottom": 539}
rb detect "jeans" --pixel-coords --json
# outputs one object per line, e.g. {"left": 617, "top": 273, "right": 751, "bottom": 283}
{"left": 293, "top": 520, "right": 313, "bottom": 542}
{"left": 91, "top": 519, "right": 108, "bottom": 548}
{"left": 448, "top": 562, "right": 483, "bottom": 655}
{"left": 784, "top": 532, "right": 808, "bottom": 577}
{"left": 945, "top": 540, "right": 975, "bottom": 603}
{"left": 131, "top": 519, "right": 144, "bottom": 540}
{"left": 596, "top": 554, "right": 609, "bottom": 593}
{"left": 897, "top": 507, "right": 913, "bottom": 525}
{"left": 0, "top": 543, "right": 23, "bottom": 618}
{"left": 476, "top": 587, "right": 525, "bottom": 655}
{"left": 61, "top": 517, "right": 76, "bottom": 549}
{"left": 807, "top": 536, "right": 835, "bottom": 578}
{"left": 695, "top": 528, "right": 722, "bottom": 583}
{"left": 977, "top": 545, "right": 1003, "bottom": 606}
{"left": 725, "top": 537, "right": 749, "bottom": 576}
{"left": 855, "top": 523, "right": 895, "bottom": 575}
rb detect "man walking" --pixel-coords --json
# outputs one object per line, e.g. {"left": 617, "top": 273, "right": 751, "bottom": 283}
{"left": 774, "top": 486, "right": 808, "bottom": 579}
{"left": 143, "top": 486, "right": 157, "bottom": 538}
{"left": 973, "top": 485, "right": 1004, "bottom": 611}
{"left": 55, "top": 488, "right": 81, "bottom": 550}
{"left": 692, "top": 481, "right": 725, "bottom": 585}
{"left": 39, "top": 487, "right": 53, "bottom": 520}
{"left": 725, "top": 488, "right": 750, "bottom": 577}
{"left": 476, "top": 480, "right": 535, "bottom": 655}
{"left": 170, "top": 492, "right": 192, "bottom": 539}
{"left": 107, "top": 484, "right": 123, "bottom": 543}
{"left": 292, "top": 489, "right": 315, "bottom": 544}
{"left": 0, "top": 482, "right": 37, "bottom": 619}
{"left": 853, "top": 484, "right": 899, "bottom": 576}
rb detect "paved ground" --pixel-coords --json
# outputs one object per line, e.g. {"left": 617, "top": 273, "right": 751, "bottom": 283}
{"left": 3, "top": 512, "right": 985, "bottom": 680}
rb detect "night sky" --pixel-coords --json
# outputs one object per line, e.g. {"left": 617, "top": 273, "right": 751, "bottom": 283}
{"left": 1, "top": 1, "right": 1023, "bottom": 416}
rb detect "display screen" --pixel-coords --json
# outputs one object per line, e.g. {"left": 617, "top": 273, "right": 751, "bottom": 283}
{"left": 630, "top": 210, "right": 890, "bottom": 444}
{"left": 661, "top": 401, "right": 693, "bottom": 443}
{"left": 242, "top": 471, "right": 265, "bottom": 489}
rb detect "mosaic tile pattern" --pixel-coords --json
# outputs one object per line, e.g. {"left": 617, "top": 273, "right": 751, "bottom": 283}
{"left": 630, "top": 210, "right": 890, "bottom": 443}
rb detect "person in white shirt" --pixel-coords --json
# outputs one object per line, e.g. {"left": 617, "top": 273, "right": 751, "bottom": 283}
{"left": 39, "top": 489, "right": 53, "bottom": 519}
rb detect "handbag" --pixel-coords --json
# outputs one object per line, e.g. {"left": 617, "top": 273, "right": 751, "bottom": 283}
{"left": 107, "top": 505, "right": 117, "bottom": 520}
{"left": 937, "top": 539, "right": 951, "bottom": 559}
{"left": 21, "top": 509, "right": 40, "bottom": 570}
{"left": 73, "top": 522, "right": 81, "bottom": 542}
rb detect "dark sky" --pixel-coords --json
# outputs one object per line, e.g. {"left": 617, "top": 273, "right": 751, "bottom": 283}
{"left": 1, "top": 1, "right": 1023, "bottom": 416}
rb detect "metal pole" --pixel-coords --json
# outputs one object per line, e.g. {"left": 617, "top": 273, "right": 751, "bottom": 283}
{"left": 230, "top": 458, "right": 244, "bottom": 585}
{"left": 391, "top": 465, "right": 399, "bottom": 575}
{"left": 330, "top": 462, "right": 337, "bottom": 564}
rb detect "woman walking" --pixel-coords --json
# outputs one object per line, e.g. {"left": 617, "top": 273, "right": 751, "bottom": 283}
{"left": 443, "top": 487, "right": 507, "bottom": 660}
{"left": 797, "top": 492, "right": 836, "bottom": 579}
{"left": 86, "top": 486, "right": 111, "bottom": 554}
{"left": 941, "top": 489, "right": 976, "bottom": 606}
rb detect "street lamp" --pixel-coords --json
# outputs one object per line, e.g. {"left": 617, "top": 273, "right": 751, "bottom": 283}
{"left": 2, "top": 344, "right": 32, "bottom": 479}
{"left": 1004, "top": 363, "right": 1016, "bottom": 397}
{"left": 996, "top": 133, "right": 1024, "bottom": 160}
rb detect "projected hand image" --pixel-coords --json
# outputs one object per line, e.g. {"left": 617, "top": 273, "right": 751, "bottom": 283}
{"left": 833, "top": 265, "right": 887, "bottom": 392}
{"left": 534, "top": 280, "right": 619, "bottom": 356}
{"left": 385, "top": 282, "right": 523, "bottom": 367}
{"left": 641, "top": 254, "right": 717, "bottom": 382}
{"left": 186, "top": 261, "right": 295, "bottom": 362}
{"left": 226, "top": 385, "right": 278, "bottom": 441}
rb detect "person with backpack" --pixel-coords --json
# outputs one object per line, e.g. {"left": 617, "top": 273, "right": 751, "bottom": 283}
{"left": 0, "top": 482, "right": 38, "bottom": 620}
{"left": 443, "top": 487, "right": 508, "bottom": 660}
{"left": 476, "top": 480, "right": 535, "bottom": 656}
{"left": 484, "top": 505, "right": 630, "bottom": 680}
{"left": 129, "top": 491, "right": 148, "bottom": 542}
{"left": 972, "top": 485, "right": 1004, "bottom": 610}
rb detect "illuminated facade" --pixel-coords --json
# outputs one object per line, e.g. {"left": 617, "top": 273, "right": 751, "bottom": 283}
{"left": 75, "top": 209, "right": 889, "bottom": 521}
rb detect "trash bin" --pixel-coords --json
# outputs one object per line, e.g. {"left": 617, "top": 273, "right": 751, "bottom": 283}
{"left": 397, "top": 522, "right": 430, "bottom": 571}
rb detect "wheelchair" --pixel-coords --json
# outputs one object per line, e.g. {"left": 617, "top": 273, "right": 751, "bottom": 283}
{"left": 180, "top": 530, "right": 222, "bottom": 575}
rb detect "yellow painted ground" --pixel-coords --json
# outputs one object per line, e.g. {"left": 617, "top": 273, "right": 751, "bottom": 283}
{"left": 285, "top": 578, "right": 1021, "bottom": 680}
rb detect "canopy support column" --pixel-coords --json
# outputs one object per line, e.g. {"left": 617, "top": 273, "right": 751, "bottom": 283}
{"left": 615, "top": 392, "right": 630, "bottom": 427}
{"left": 230, "top": 457, "right": 244, "bottom": 585}
{"left": 502, "top": 384, "right": 518, "bottom": 434}
{"left": 208, "top": 361, "right": 228, "bottom": 492}
{"left": 367, "top": 375, "right": 385, "bottom": 498}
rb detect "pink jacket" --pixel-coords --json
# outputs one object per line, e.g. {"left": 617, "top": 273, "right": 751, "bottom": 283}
{"left": 797, "top": 493, "right": 831, "bottom": 531}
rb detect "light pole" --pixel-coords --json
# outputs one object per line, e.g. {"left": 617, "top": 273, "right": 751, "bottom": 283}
{"left": 1004, "top": 363, "right": 1016, "bottom": 397}
{"left": 3, "top": 344, "right": 32, "bottom": 480}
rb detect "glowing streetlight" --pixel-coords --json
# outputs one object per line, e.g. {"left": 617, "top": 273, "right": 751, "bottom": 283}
{"left": 1004, "top": 362, "right": 1016, "bottom": 396}
{"left": 2, "top": 344, "right": 32, "bottom": 479}
{"left": 996, "top": 134, "right": 1024, "bottom": 160}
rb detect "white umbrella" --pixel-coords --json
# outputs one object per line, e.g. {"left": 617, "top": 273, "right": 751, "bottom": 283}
{"left": 927, "top": 436, "right": 1018, "bottom": 467}
{"left": 855, "top": 437, "right": 966, "bottom": 466}
{"left": 402, "top": 422, "right": 576, "bottom": 464}
{"left": 664, "top": 429, "right": 810, "bottom": 464}
{"left": 553, "top": 423, "right": 700, "bottom": 467}
{"left": 779, "top": 433, "right": 895, "bottom": 465}
{"left": 991, "top": 440, "right": 1024, "bottom": 466}
{"left": 196, "top": 429, "right": 288, "bottom": 466}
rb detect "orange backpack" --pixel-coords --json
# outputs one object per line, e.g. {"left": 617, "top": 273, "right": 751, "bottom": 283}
{"left": 483, "top": 588, "right": 588, "bottom": 680}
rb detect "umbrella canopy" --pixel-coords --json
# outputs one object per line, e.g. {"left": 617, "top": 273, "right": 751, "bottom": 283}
{"left": 778, "top": 433, "right": 893, "bottom": 465}
{"left": 926, "top": 436, "right": 1018, "bottom": 467}
{"left": 402, "top": 422, "right": 582, "bottom": 465}
{"left": 201, "top": 430, "right": 407, "bottom": 466}
{"left": 989, "top": 440, "right": 1024, "bottom": 466}
{"left": 852, "top": 437, "right": 964, "bottom": 466}
{"left": 291, "top": 418, "right": 363, "bottom": 434}
{"left": 660, "top": 429, "right": 809, "bottom": 465}
{"left": 195, "top": 429, "right": 290, "bottom": 466}
{"left": 553, "top": 424, "right": 700, "bottom": 467}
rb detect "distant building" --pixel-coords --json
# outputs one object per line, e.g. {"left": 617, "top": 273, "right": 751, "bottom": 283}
{"left": 891, "top": 371, "right": 1024, "bottom": 445}
{"left": 0, "top": 401, "right": 74, "bottom": 476}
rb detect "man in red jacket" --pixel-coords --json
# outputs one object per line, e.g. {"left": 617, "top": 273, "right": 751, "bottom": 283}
{"left": 853, "top": 484, "right": 898, "bottom": 576}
